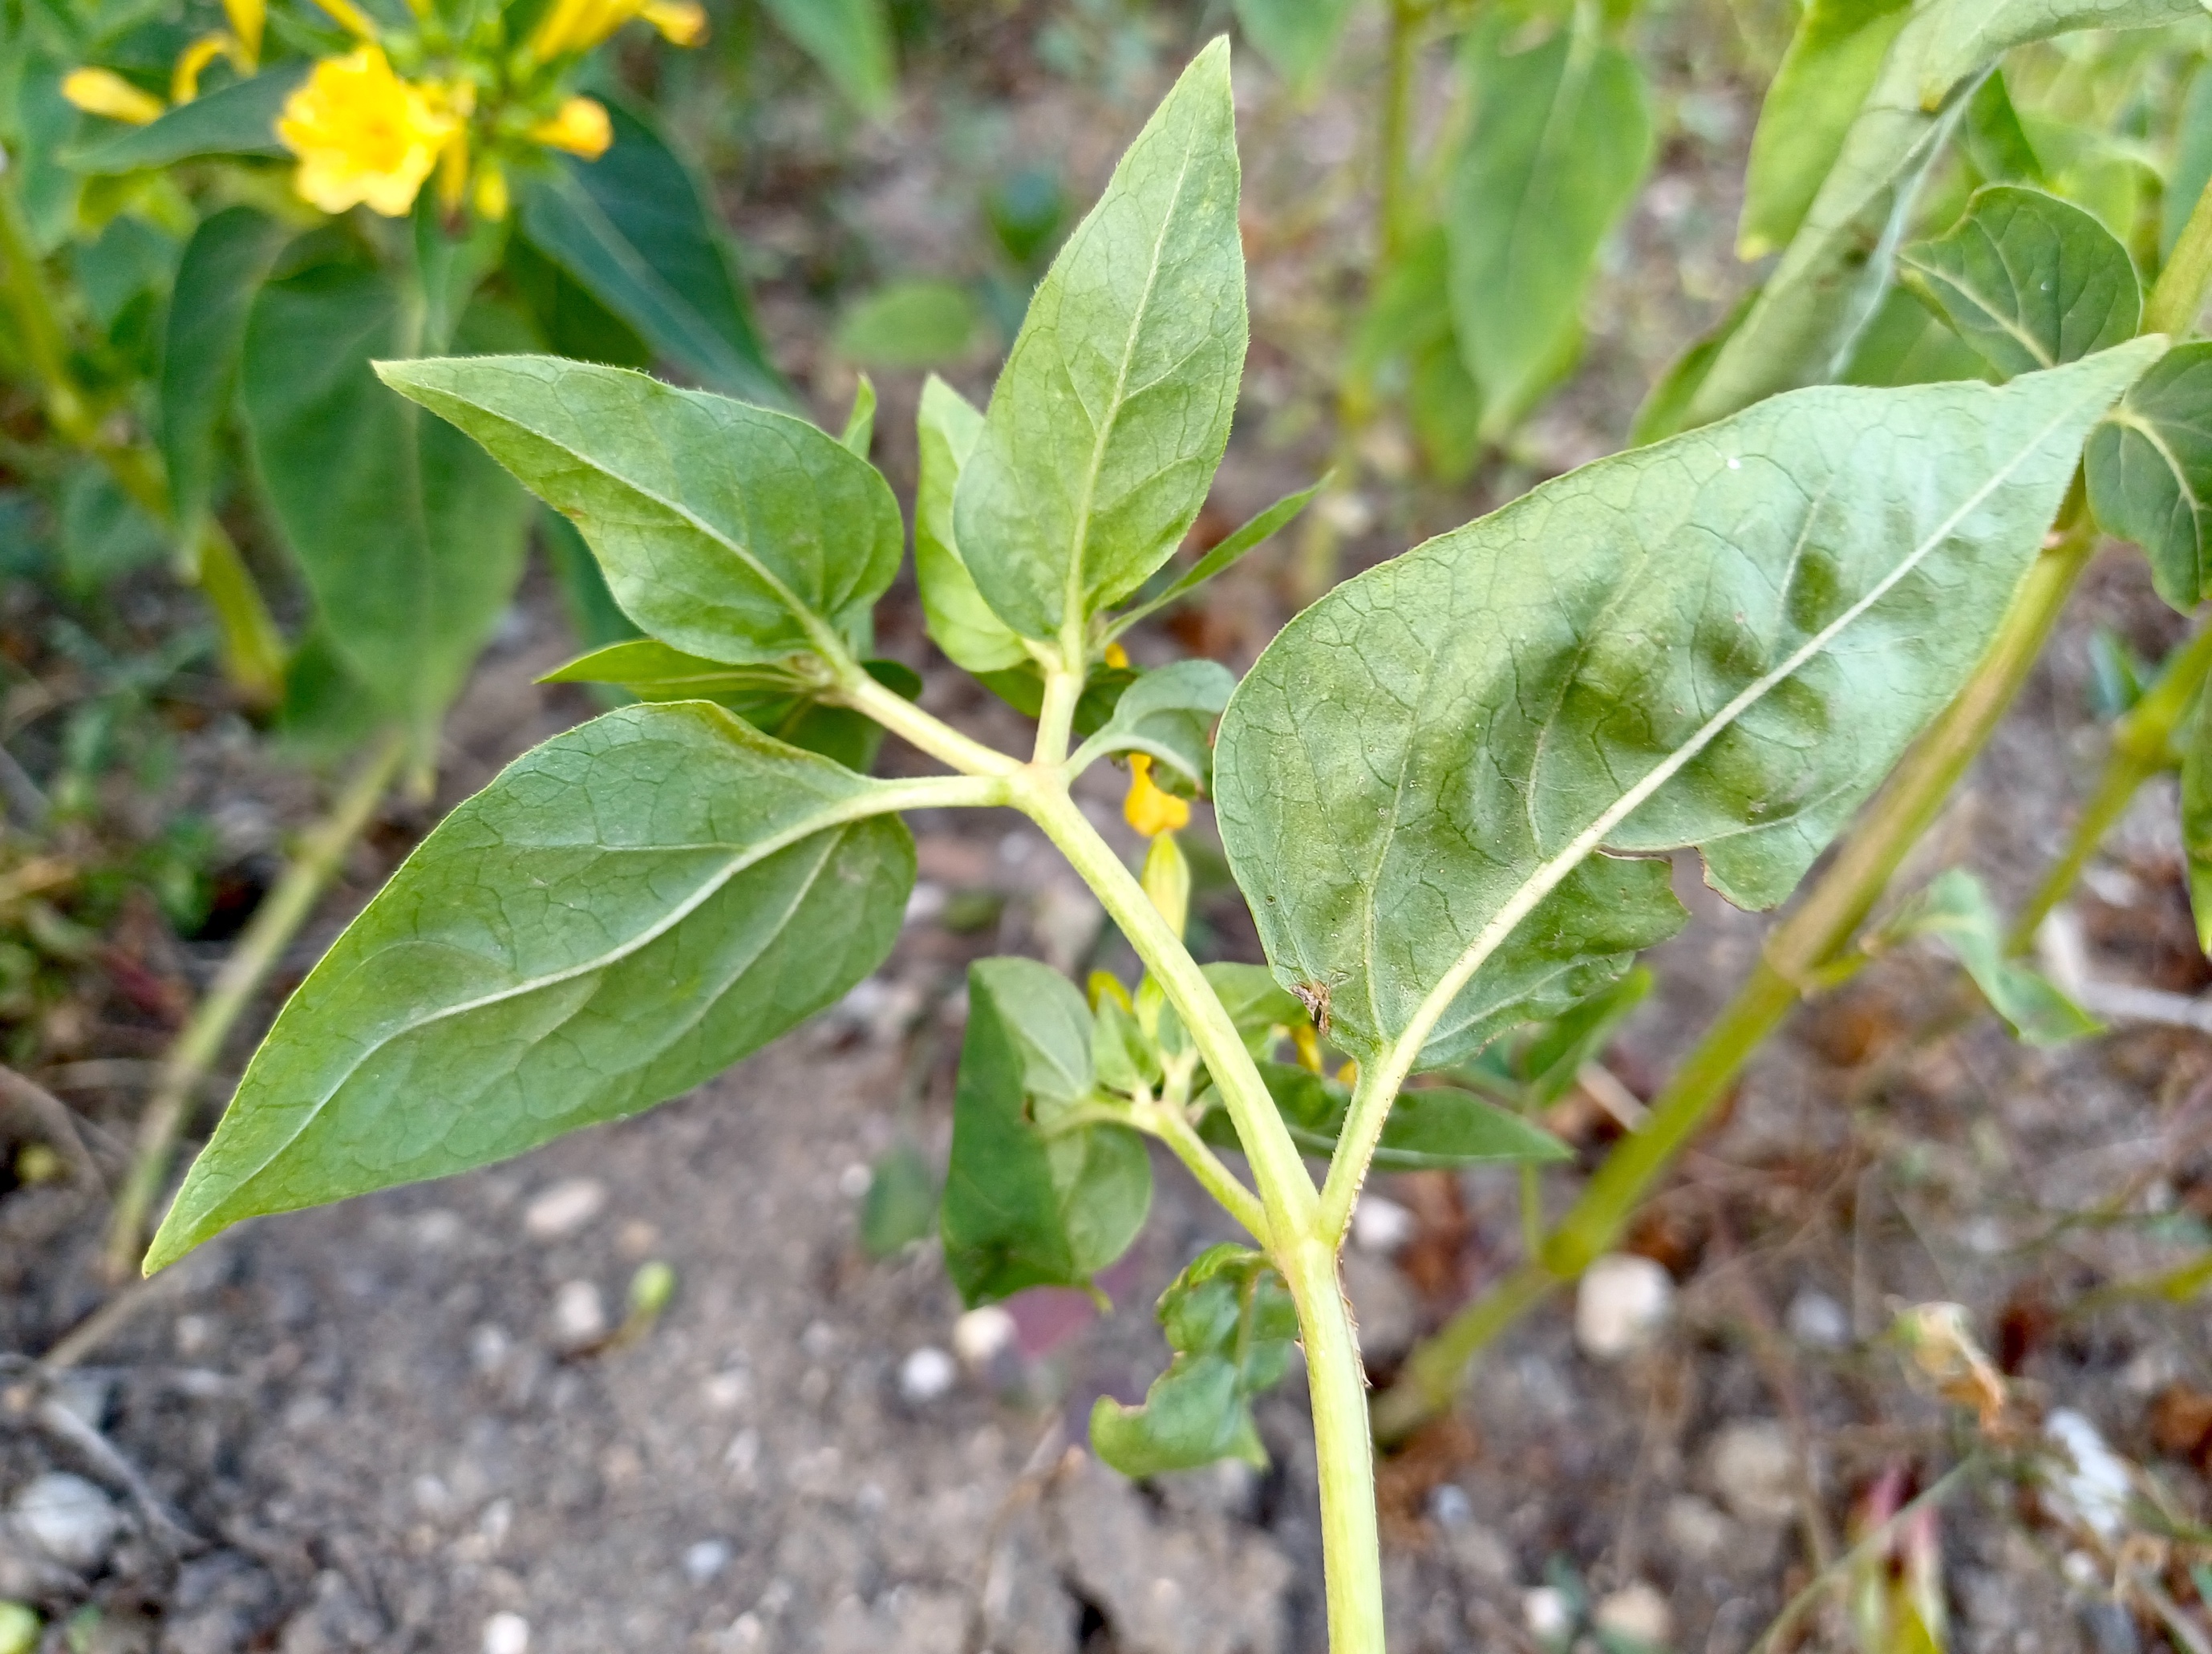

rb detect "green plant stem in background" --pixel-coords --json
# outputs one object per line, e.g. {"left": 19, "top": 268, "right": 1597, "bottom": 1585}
{"left": 2007, "top": 620, "right": 2212, "bottom": 953}
{"left": 0, "top": 170, "right": 286, "bottom": 707}
{"left": 103, "top": 731, "right": 408, "bottom": 1278}
{"left": 1379, "top": 0, "right": 1427, "bottom": 263}
{"left": 2152, "top": 180, "right": 2212, "bottom": 338}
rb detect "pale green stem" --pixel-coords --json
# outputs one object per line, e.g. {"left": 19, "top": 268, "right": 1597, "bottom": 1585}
{"left": 838, "top": 669, "right": 1025, "bottom": 779}
{"left": 1132, "top": 1096, "right": 1270, "bottom": 1241}
{"left": 2006, "top": 618, "right": 2212, "bottom": 953}
{"left": 1033, "top": 647, "right": 1084, "bottom": 767}
{"left": 107, "top": 729, "right": 410, "bottom": 1277}
{"left": 1015, "top": 784, "right": 1387, "bottom": 1654}
{"left": 2150, "top": 179, "right": 2212, "bottom": 339}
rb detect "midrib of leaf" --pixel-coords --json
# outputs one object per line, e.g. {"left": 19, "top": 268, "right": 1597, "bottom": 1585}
{"left": 1058, "top": 140, "right": 1199, "bottom": 643}
{"left": 1379, "top": 387, "right": 2103, "bottom": 1072}
{"left": 434, "top": 387, "right": 839, "bottom": 658}
{"left": 2107, "top": 405, "right": 2196, "bottom": 505}
{"left": 1927, "top": 234, "right": 2056, "bottom": 367}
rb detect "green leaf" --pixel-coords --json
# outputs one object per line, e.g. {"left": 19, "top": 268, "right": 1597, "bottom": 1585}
{"left": 1108, "top": 480, "right": 1324, "bottom": 637}
{"left": 1091, "top": 1244, "right": 1296, "bottom": 1478}
{"left": 540, "top": 641, "right": 911, "bottom": 772}
{"left": 515, "top": 102, "right": 785, "bottom": 407}
{"left": 1070, "top": 659, "right": 1236, "bottom": 790}
{"left": 1630, "top": 293, "right": 1752, "bottom": 447}
{"left": 1737, "top": 0, "right": 1913, "bottom": 260}
{"left": 65, "top": 63, "right": 303, "bottom": 172}
{"left": 1230, "top": 0, "right": 1359, "bottom": 89}
{"left": 1899, "top": 185, "right": 2140, "bottom": 379}
{"left": 860, "top": 1141, "right": 939, "bottom": 1257}
{"left": 2086, "top": 342, "right": 2212, "bottom": 610}
{"left": 147, "top": 703, "right": 918, "bottom": 1271}
{"left": 942, "top": 958, "right": 1151, "bottom": 1305}
{"left": 377, "top": 355, "right": 902, "bottom": 667}
{"left": 835, "top": 280, "right": 977, "bottom": 369}
{"left": 915, "top": 375, "right": 1028, "bottom": 674}
{"left": 160, "top": 205, "right": 286, "bottom": 533}
{"left": 1202, "top": 1062, "right": 1570, "bottom": 1170}
{"left": 1964, "top": 70, "right": 2044, "bottom": 186}
{"left": 2166, "top": 65, "right": 2212, "bottom": 260}
{"left": 839, "top": 374, "right": 877, "bottom": 456}
{"left": 953, "top": 39, "right": 1246, "bottom": 642}
{"left": 1516, "top": 965, "right": 1654, "bottom": 1106}
{"left": 1683, "top": 0, "right": 2202, "bottom": 428}
{"left": 242, "top": 261, "right": 530, "bottom": 737}
{"left": 757, "top": 0, "right": 895, "bottom": 115}
{"left": 1201, "top": 961, "right": 1307, "bottom": 1056}
{"left": 1446, "top": 22, "right": 1651, "bottom": 438}
{"left": 1217, "top": 346, "right": 2157, "bottom": 1070}
{"left": 2182, "top": 696, "right": 2212, "bottom": 953}
{"left": 1876, "top": 868, "right": 2098, "bottom": 1044}
{"left": 1840, "top": 285, "right": 1996, "bottom": 387}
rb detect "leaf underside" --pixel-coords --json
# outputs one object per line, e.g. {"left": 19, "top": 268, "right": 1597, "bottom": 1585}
{"left": 953, "top": 38, "right": 1247, "bottom": 640}
{"left": 2085, "top": 342, "right": 2212, "bottom": 611}
{"left": 1215, "top": 346, "right": 2156, "bottom": 1069}
{"left": 147, "top": 704, "right": 914, "bottom": 1270}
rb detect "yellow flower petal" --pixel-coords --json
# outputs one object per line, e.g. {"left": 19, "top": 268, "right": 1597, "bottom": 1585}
{"left": 171, "top": 34, "right": 232, "bottom": 105}
{"left": 529, "top": 95, "right": 611, "bottom": 160}
{"left": 531, "top": 0, "right": 633, "bottom": 58}
{"left": 1123, "top": 753, "right": 1189, "bottom": 839}
{"left": 62, "top": 68, "right": 164, "bottom": 125}
{"left": 473, "top": 156, "right": 508, "bottom": 221}
{"left": 278, "top": 47, "right": 460, "bottom": 218}
{"left": 436, "top": 127, "right": 468, "bottom": 213}
{"left": 640, "top": 0, "right": 707, "bottom": 45}
{"left": 222, "top": 0, "right": 264, "bottom": 63}
{"left": 310, "top": 0, "right": 379, "bottom": 38}
{"left": 1102, "top": 642, "right": 1129, "bottom": 669}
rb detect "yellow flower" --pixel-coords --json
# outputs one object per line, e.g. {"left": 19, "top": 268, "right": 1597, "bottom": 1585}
{"left": 310, "top": 0, "right": 379, "bottom": 38}
{"left": 278, "top": 47, "right": 460, "bottom": 217}
{"left": 530, "top": 0, "right": 704, "bottom": 58}
{"left": 529, "top": 95, "right": 612, "bottom": 159}
{"left": 1123, "top": 754, "right": 1189, "bottom": 838}
{"left": 222, "top": 0, "right": 265, "bottom": 63}
{"left": 171, "top": 34, "right": 236, "bottom": 103}
{"left": 1140, "top": 829, "right": 1189, "bottom": 937}
{"left": 639, "top": 0, "right": 707, "bottom": 45}
{"left": 472, "top": 156, "right": 509, "bottom": 221}
{"left": 62, "top": 68, "right": 164, "bottom": 125}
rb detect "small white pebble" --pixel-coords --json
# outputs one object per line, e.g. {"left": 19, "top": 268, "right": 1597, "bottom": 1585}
{"left": 10, "top": 1472, "right": 120, "bottom": 1571}
{"left": 1594, "top": 1580, "right": 1672, "bottom": 1644}
{"left": 1350, "top": 1194, "right": 1416, "bottom": 1255}
{"left": 727, "top": 1612, "right": 764, "bottom": 1648}
{"left": 1709, "top": 1420, "right": 1797, "bottom": 1524}
{"left": 683, "top": 1538, "right": 732, "bottom": 1584}
{"left": 468, "top": 1324, "right": 511, "bottom": 1375}
{"left": 1785, "top": 1288, "right": 1849, "bottom": 1348}
{"left": 704, "top": 1368, "right": 752, "bottom": 1412}
{"left": 953, "top": 1305, "right": 1017, "bottom": 1368}
{"left": 837, "top": 1162, "right": 871, "bottom": 1199}
{"left": 1428, "top": 1484, "right": 1473, "bottom": 1529}
{"left": 2046, "top": 1409, "right": 2132, "bottom": 1542}
{"left": 523, "top": 1178, "right": 607, "bottom": 1240}
{"left": 551, "top": 1279, "right": 608, "bottom": 1347}
{"left": 482, "top": 1612, "right": 529, "bottom": 1654}
{"left": 905, "top": 882, "right": 946, "bottom": 924}
{"left": 1521, "top": 1584, "right": 1573, "bottom": 1640}
{"left": 899, "top": 1347, "right": 958, "bottom": 1404}
{"left": 1574, "top": 1254, "right": 1674, "bottom": 1360}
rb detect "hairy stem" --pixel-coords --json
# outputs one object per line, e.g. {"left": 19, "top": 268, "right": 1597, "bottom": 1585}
{"left": 2006, "top": 618, "right": 2212, "bottom": 953}
{"left": 107, "top": 731, "right": 409, "bottom": 1278}
{"left": 839, "top": 668, "right": 1023, "bottom": 778}
{"left": 1133, "top": 1097, "right": 1270, "bottom": 1241}
{"left": 1018, "top": 784, "right": 1388, "bottom": 1654}
{"left": 1033, "top": 650, "right": 1084, "bottom": 768}
{"left": 1376, "top": 505, "right": 2102, "bottom": 1433}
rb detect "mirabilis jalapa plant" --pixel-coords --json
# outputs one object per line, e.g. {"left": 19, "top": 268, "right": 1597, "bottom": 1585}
{"left": 143, "top": 39, "right": 2181, "bottom": 1651}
